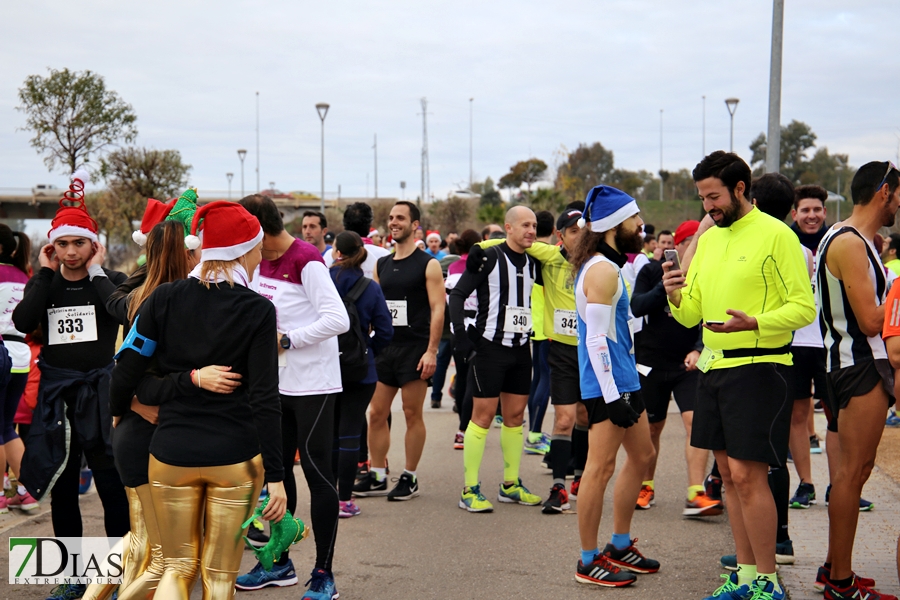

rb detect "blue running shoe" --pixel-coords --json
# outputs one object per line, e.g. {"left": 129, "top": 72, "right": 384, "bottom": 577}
{"left": 235, "top": 559, "right": 298, "bottom": 591}
{"left": 886, "top": 411, "right": 900, "bottom": 427}
{"left": 720, "top": 554, "right": 738, "bottom": 571}
{"left": 46, "top": 584, "right": 87, "bottom": 600}
{"left": 749, "top": 577, "right": 785, "bottom": 599}
{"left": 301, "top": 568, "right": 339, "bottom": 600}
{"left": 703, "top": 572, "right": 751, "bottom": 600}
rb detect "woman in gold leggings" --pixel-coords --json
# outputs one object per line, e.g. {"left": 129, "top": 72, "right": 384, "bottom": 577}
{"left": 110, "top": 201, "right": 286, "bottom": 599}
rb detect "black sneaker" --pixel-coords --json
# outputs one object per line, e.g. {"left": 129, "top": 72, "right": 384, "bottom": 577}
{"left": 387, "top": 472, "right": 419, "bottom": 501}
{"left": 245, "top": 519, "right": 269, "bottom": 548}
{"left": 542, "top": 483, "right": 571, "bottom": 514}
{"left": 352, "top": 471, "right": 388, "bottom": 497}
{"left": 431, "top": 398, "right": 441, "bottom": 409}
{"left": 789, "top": 482, "right": 816, "bottom": 509}
{"left": 355, "top": 460, "right": 370, "bottom": 483}
{"left": 601, "top": 539, "right": 660, "bottom": 574}
{"left": 540, "top": 450, "right": 552, "bottom": 469}
{"left": 575, "top": 555, "right": 637, "bottom": 587}
{"left": 705, "top": 474, "right": 723, "bottom": 502}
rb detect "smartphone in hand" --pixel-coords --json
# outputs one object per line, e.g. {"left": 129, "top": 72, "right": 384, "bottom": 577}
{"left": 663, "top": 249, "right": 681, "bottom": 271}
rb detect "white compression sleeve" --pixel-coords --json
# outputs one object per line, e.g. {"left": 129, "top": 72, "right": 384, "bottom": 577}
{"left": 585, "top": 303, "right": 621, "bottom": 404}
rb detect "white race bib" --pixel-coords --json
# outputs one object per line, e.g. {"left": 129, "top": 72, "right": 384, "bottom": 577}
{"left": 553, "top": 309, "right": 578, "bottom": 337}
{"left": 503, "top": 306, "right": 531, "bottom": 334}
{"left": 47, "top": 306, "right": 98, "bottom": 346}
{"left": 386, "top": 300, "right": 408, "bottom": 327}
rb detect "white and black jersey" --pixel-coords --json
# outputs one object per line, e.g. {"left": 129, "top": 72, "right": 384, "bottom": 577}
{"left": 449, "top": 243, "right": 541, "bottom": 348}
{"left": 816, "top": 225, "right": 888, "bottom": 372}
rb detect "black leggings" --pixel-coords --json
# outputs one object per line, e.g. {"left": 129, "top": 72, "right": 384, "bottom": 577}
{"left": 281, "top": 394, "right": 339, "bottom": 572}
{"left": 50, "top": 432, "right": 130, "bottom": 538}
{"left": 332, "top": 381, "right": 377, "bottom": 501}
{"left": 453, "top": 351, "right": 474, "bottom": 431}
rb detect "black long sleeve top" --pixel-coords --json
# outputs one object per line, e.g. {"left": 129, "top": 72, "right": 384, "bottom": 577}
{"left": 105, "top": 264, "right": 146, "bottom": 326}
{"left": 13, "top": 267, "right": 126, "bottom": 372}
{"left": 109, "top": 277, "right": 284, "bottom": 483}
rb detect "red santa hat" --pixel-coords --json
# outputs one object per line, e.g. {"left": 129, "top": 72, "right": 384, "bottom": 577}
{"left": 132, "top": 198, "right": 177, "bottom": 246}
{"left": 48, "top": 169, "right": 99, "bottom": 243}
{"left": 426, "top": 230, "right": 441, "bottom": 242}
{"left": 184, "top": 201, "right": 263, "bottom": 261}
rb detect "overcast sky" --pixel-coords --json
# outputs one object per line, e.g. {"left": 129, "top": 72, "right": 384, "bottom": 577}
{"left": 3, "top": 0, "right": 899, "bottom": 203}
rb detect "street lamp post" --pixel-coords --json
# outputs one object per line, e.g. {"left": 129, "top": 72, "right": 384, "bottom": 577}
{"left": 226, "top": 172, "right": 233, "bottom": 200}
{"left": 659, "top": 109, "right": 664, "bottom": 202}
{"left": 836, "top": 165, "right": 843, "bottom": 222}
{"left": 469, "top": 97, "right": 474, "bottom": 189}
{"left": 316, "top": 103, "right": 330, "bottom": 213}
{"left": 702, "top": 95, "right": 706, "bottom": 157}
{"left": 269, "top": 181, "right": 275, "bottom": 194}
{"left": 725, "top": 98, "right": 740, "bottom": 153}
{"left": 400, "top": 181, "right": 406, "bottom": 201}
{"left": 237, "top": 149, "right": 247, "bottom": 198}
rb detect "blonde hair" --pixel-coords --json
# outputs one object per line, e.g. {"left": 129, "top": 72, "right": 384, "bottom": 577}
{"left": 198, "top": 259, "right": 239, "bottom": 288}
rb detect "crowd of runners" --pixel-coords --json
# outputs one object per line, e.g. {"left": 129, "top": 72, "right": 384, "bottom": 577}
{"left": 2, "top": 152, "right": 900, "bottom": 600}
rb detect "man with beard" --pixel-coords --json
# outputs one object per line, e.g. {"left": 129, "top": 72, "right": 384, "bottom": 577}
{"left": 570, "top": 186, "right": 658, "bottom": 588}
{"left": 815, "top": 162, "right": 900, "bottom": 600}
{"left": 354, "top": 201, "right": 444, "bottom": 501}
{"left": 663, "top": 152, "right": 815, "bottom": 600}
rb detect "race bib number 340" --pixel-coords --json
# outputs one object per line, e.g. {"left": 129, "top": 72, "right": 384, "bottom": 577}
{"left": 503, "top": 306, "right": 531, "bottom": 334}
{"left": 48, "top": 306, "right": 98, "bottom": 345}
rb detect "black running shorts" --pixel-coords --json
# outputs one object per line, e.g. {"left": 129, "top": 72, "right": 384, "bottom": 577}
{"left": 785, "top": 347, "right": 827, "bottom": 401}
{"left": 640, "top": 367, "right": 699, "bottom": 423}
{"left": 547, "top": 341, "right": 580, "bottom": 406}
{"left": 692, "top": 362, "right": 791, "bottom": 467}
{"left": 470, "top": 341, "right": 532, "bottom": 398}
{"left": 376, "top": 342, "right": 432, "bottom": 388}
{"left": 823, "top": 358, "right": 895, "bottom": 433}
{"left": 581, "top": 391, "right": 646, "bottom": 426}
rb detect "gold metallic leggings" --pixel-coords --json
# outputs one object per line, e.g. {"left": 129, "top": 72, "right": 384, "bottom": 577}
{"left": 81, "top": 485, "right": 165, "bottom": 600}
{"left": 149, "top": 454, "right": 264, "bottom": 600}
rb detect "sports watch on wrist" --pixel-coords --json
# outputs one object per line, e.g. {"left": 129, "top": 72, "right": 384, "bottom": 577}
{"left": 280, "top": 334, "right": 291, "bottom": 350}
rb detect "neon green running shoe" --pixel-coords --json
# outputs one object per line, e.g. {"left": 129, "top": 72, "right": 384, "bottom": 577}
{"left": 459, "top": 484, "right": 494, "bottom": 512}
{"left": 499, "top": 479, "right": 542, "bottom": 505}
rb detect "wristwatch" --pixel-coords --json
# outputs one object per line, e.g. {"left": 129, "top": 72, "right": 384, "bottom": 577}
{"left": 280, "top": 334, "right": 291, "bottom": 350}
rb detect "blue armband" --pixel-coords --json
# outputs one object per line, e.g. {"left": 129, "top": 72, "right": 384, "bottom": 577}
{"left": 114, "top": 315, "right": 158, "bottom": 360}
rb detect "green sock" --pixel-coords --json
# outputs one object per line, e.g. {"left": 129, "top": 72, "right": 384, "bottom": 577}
{"left": 527, "top": 431, "right": 543, "bottom": 444}
{"left": 757, "top": 572, "right": 781, "bottom": 594}
{"left": 500, "top": 423, "right": 524, "bottom": 484}
{"left": 737, "top": 564, "right": 757, "bottom": 587}
{"left": 463, "top": 422, "right": 489, "bottom": 488}
{"left": 642, "top": 480, "right": 654, "bottom": 490}
{"left": 687, "top": 484, "right": 704, "bottom": 501}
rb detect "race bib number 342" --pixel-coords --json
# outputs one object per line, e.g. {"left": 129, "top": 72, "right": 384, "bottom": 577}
{"left": 47, "top": 306, "right": 98, "bottom": 346}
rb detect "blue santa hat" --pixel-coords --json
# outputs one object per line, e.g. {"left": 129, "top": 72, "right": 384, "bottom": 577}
{"left": 577, "top": 185, "right": 640, "bottom": 232}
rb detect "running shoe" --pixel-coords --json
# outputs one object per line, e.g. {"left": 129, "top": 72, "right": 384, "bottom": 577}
{"left": 786, "top": 450, "right": 793, "bottom": 463}
{"left": 45, "top": 584, "right": 88, "bottom": 600}
{"left": 575, "top": 554, "right": 637, "bottom": 587}
{"left": 635, "top": 484, "right": 654, "bottom": 510}
{"left": 810, "top": 435, "right": 823, "bottom": 454}
{"left": 776, "top": 539, "right": 795, "bottom": 565}
{"left": 789, "top": 482, "right": 816, "bottom": 509}
{"left": 355, "top": 460, "right": 370, "bottom": 481}
{"left": 720, "top": 554, "right": 738, "bottom": 571}
{"left": 338, "top": 500, "right": 360, "bottom": 518}
{"left": 431, "top": 397, "right": 441, "bottom": 409}
{"left": 814, "top": 399, "right": 824, "bottom": 412}
{"left": 570, "top": 478, "right": 580, "bottom": 500}
{"left": 7, "top": 490, "right": 39, "bottom": 511}
{"left": 814, "top": 566, "right": 876, "bottom": 592}
{"left": 79, "top": 468, "right": 93, "bottom": 495}
{"left": 301, "top": 568, "right": 339, "bottom": 600}
{"left": 453, "top": 431, "right": 464, "bottom": 450}
{"left": 542, "top": 483, "right": 570, "bottom": 514}
{"left": 825, "top": 484, "right": 874, "bottom": 510}
{"left": 524, "top": 438, "right": 550, "bottom": 455}
{"left": 683, "top": 491, "right": 724, "bottom": 516}
{"left": 352, "top": 472, "right": 388, "bottom": 497}
{"left": 235, "top": 559, "right": 299, "bottom": 591}
{"left": 498, "top": 479, "right": 541, "bottom": 505}
{"left": 246, "top": 518, "right": 269, "bottom": 548}
{"left": 886, "top": 411, "right": 900, "bottom": 428}
{"left": 601, "top": 538, "right": 660, "bottom": 573}
{"left": 294, "top": 449, "right": 301, "bottom": 465}
{"left": 706, "top": 473, "right": 724, "bottom": 502}
{"left": 459, "top": 484, "right": 493, "bottom": 512}
{"left": 702, "top": 572, "right": 751, "bottom": 600}
{"left": 386, "top": 472, "right": 419, "bottom": 501}
{"left": 0, "top": 495, "right": 8, "bottom": 514}
{"left": 750, "top": 578, "right": 785, "bottom": 600}
{"left": 823, "top": 577, "right": 897, "bottom": 600}
{"left": 493, "top": 415, "right": 503, "bottom": 428}
{"left": 540, "top": 451, "right": 552, "bottom": 469}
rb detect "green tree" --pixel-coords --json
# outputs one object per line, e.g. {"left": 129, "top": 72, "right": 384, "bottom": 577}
{"left": 749, "top": 120, "right": 817, "bottom": 182}
{"left": 428, "top": 196, "right": 475, "bottom": 234}
{"left": 554, "top": 142, "right": 616, "bottom": 202}
{"left": 500, "top": 158, "right": 548, "bottom": 194}
{"left": 524, "top": 187, "right": 567, "bottom": 213}
{"left": 17, "top": 68, "right": 138, "bottom": 174}
{"left": 477, "top": 203, "right": 506, "bottom": 225}
{"left": 473, "top": 177, "right": 503, "bottom": 207}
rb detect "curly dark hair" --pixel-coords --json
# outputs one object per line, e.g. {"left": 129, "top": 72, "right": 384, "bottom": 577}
{"left": 343, "top": 202, "right": 374, "bottom": 237}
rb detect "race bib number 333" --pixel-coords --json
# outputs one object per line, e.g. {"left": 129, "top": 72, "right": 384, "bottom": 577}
{"left": 48, "top": 306, "right": 98, "bottom": 346}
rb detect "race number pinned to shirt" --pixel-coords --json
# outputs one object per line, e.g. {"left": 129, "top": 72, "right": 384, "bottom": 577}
{"left": 47, "top": 306, "right": 98, "bottom": 346}
{"left": 503, "top": 306, "right": 531, "bottom": 334}
{"left": 553, "top": 309, "right": 578, "bottom": 337}
{"left": 386, "top": 300, "right": 408, "bottom": 327}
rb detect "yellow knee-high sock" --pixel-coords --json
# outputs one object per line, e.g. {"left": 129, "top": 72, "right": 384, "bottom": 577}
{"left": 463, "top": 422, "right": 489, "bottom": 488}
{"left": 500, "top": 423, "right": 524, "bottom": 484}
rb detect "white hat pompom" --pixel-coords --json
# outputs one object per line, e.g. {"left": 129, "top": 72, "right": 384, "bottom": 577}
{"left": 184, "top": 235, "right": 201, "bottom": 250}
{"left": 72, "top": 168, "right": 90, "bottom": 186}
{"left": 577, "top": 217, "right": 586, "bottom": 229}
{"left": 132, "top": 230, "right": 148, "bottom": 246}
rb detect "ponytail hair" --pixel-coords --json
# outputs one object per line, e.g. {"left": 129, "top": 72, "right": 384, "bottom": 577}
{"left": 0, "top": 224, "right": 32, "bottom": 275}
{"left": 334, "top": 231, "right": 368, "bottom": 276}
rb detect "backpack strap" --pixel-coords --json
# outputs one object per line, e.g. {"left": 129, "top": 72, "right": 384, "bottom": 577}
{"left": 346, "top": 276, "right": 371, "bottom": 303}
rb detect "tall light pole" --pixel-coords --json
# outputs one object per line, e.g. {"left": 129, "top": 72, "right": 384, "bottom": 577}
{"left": 725, "top": 98, "right": 740, "bottom": 153}
{"left": 256, "top": 91, "right": 260, "bottom": 193}
{"left": 315, "top": 103, "right": 330, "bottom": 213}
{"left": 659, "top": 109, "right": 664, "bottom": 202}
{"left": 765, "top": 0, "right": 784, "bottom": 174}
{"left": 400, "top": 181, "right": 406, "bottom": 201}
{"left": 237, "top": 149, "right": 247, "bottom": 198}
{"left": 702, "top": 95, "right": 706, "bottom": 157}
{"left": 269, "top": 181, "right": 275, "bottom": 194}
{"left": 373, "top": 134, "right": 378, "bottom": 200}
{"left": 226, "top": 172, "right": 233, "bottom": 200}
{"left": 836, "top": 165, "right": 843, "bottom": 222}
{"left": 469, "top": 97, "right": 474, "bottom": 189}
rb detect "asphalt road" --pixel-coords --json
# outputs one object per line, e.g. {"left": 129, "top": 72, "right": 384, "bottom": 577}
{"left": 2, "top": 399, "right": 734, "bottom": 599}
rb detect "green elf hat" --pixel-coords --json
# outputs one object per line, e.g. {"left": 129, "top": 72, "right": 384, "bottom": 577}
{"left": 166, "top": 187, "right": 199, "bottom": 236}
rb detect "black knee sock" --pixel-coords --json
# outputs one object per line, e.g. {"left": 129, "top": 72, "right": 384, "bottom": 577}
{"left": 572, "top": 425, "right": 589, "bottom": 477}
{"left": 710, "top": 460, "right": 721, "bottom": 479}
{"left": 550, "top": 436, "right": 572, "bottom": 485}
{"left": 768, "top": 466, "right": 790, "bottom": 544}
